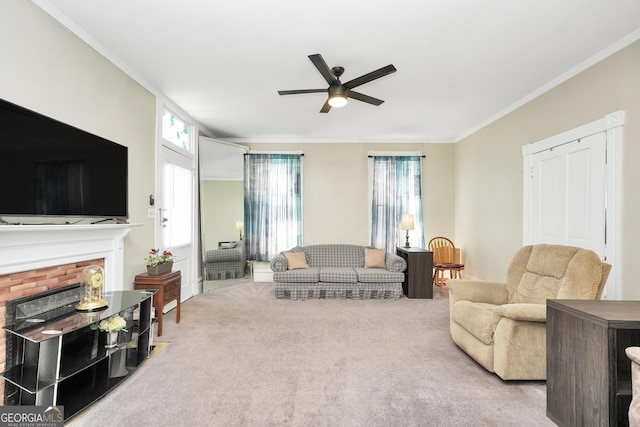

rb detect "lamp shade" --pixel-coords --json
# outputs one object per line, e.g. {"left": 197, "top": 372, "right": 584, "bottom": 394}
{"left": 235, "top": 220, "right": 243, "bottom": 231}
{"left": 401, "top": 214, "right": 415, "bottom": 231}
{"left": 328, "top": 86, "right": 348, "bottom": 108}
{"left": 328, "top": 95, "right": 348, "bottom": 108}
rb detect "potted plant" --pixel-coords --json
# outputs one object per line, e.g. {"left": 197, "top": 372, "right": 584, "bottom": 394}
{"left": 145, "top": 248, "right": 175, "bottom": 276}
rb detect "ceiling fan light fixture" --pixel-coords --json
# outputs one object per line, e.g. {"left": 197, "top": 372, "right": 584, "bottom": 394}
{"left": 328, "top": 85, "right": 348, "bottom": 108}
{"left": 328, "top": 95, "right": 348, "bottom": 108}
{"left": 278, "top": 54, "right": 396, "bottom": 113}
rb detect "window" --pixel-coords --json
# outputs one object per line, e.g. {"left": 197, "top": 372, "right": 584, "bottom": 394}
{"left": 162, "top": 161, "right": 193, "bottom": 247}
{"left": 162, "top": 109, "right": 190, "bottom": 150}
{"left": 244, "top": 153, "right": 303, "bottom": 261}
{"left": 369, "top": 154, "right": 424, "bottom": 252}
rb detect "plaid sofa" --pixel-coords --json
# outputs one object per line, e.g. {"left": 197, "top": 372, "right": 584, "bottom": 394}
{"left": 205, "top": 241, "right": 246, "bottom": 280}
{"left": 271, "top": 244, "right": 406, "bottom": 300}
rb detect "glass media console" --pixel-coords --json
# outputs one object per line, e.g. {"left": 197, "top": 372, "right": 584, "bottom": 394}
{"left": 3, "top": 290, "right": 154, "bottom": 421}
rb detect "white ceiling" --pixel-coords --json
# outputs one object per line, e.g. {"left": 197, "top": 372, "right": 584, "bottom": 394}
{"left": 36, "top": 0, "right": 640, "bottom": 143}
{"left": 199, "top": 137, "right": 246, "bottom": 181}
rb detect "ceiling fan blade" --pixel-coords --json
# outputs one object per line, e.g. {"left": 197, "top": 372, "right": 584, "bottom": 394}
{"left": 348, "top": 91, "right": 384, "bottom": 106}
{"left": 319, "top": 99, "right": 332, "bottom": 113}
{"left": 343, "top": 64, "right": 397, "bottom": 89}
{"left": 278, "top": 89, "right": 326, "bottom": 95}
{"left": 308, "top": 54, "right": 338, "bottom": 86}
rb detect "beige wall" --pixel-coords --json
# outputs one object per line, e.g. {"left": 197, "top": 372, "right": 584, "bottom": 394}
{"left": 10, "top": 1, "right": 635, "bottom": 297}
{"left": 246, "top": 143, "right": 456, "bottom": 248}
{"left": 202, "top": 180, "right": 244, "bottom": 251}
{"left": 455, "top": 41, "right": 640, "bottom": 298}
{"left": 0, "top": 2, "right": 156, "bottom": 288}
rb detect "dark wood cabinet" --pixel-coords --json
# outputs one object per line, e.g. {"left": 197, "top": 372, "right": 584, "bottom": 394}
{"left": 547, "top": 299, "right": 640, "bottom": 427}
{"left": 396, "top": 247, "right": 433, "bottom": 299}
{"left": 134, "top": 270, "right": 181, "bottom": 336}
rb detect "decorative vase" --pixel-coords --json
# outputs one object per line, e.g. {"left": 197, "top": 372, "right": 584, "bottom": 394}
{"left": 146, "top": 260, "right": 173, "bottom": 276}
{"left": 105, "top": 330, "right": 119, "bottom": 349}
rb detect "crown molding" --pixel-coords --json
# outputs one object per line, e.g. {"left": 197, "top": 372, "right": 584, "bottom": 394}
{"left": 456, "top": 28, "right": 640, "bottom": 142}
{"left": 223, "top": 137, "right": 456, "bottom": 144}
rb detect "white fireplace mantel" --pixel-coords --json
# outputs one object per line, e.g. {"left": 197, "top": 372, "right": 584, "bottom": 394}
{"left": 0, "top": 224, "right": 141, "bottom": 292}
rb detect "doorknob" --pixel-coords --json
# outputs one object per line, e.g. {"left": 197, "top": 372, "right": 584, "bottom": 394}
{"left": 160, "top": 208, "right": 168, "bottom": 228}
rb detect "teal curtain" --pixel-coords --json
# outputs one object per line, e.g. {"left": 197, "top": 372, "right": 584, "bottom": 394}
{"left": 244, "top": 154, "right": 302, "bottom": 261}
{"left": 371, "top": 156, "right": 425, "bottom": 252}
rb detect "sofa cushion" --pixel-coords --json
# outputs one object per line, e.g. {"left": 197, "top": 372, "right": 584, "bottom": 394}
{"left": 205, "top": 245, "right": 243, "bottom": 263}
{"left": 451, "top": 301, "right": 501, "bottom": 346}
{"left": 284, "top": 252, "right": 309, "bottom": 269}
{"left": 510, "top": 273, "right": 559, "bottom": 304}
{"left": 304, "top": 244, "right": 364, "bottom": 268}
{"left": 556, "top": 249, "right": 604, "bottom": 300}
{"left": 364, "top": 248, "right": 386, "bottom": 268}
{"left": 354, "top": 268, "right": 404, "bottom": 283}
{"left": 509, "top": 245, "right": 604, "bottom": 304}
{"left": 273, "top": 267, "right": 320, "bottom": 283}
{"left": 508, "top": 244, "right": 577, "bottom": 303}
{"left": 526, "top": 244, "right": 576, "bottom": 278}
{"left": 319, "top": 267, "right": 358, "bottom": 283}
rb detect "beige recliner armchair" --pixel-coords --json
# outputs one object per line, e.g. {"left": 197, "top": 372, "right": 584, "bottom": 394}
{"left": 448, "top": 244, "right": 611, "bottom": 380}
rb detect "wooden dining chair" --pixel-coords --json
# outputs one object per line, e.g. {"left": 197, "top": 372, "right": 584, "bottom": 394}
{"left": 427, "top": 237, "right": 464, "bottom": 294}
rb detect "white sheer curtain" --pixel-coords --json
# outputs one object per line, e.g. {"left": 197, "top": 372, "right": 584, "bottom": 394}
{"left": 244, "top": 153, "right": 303, "bottom": 261}
{"left": 370, "top": 155, "right": 425, "bottom": 253}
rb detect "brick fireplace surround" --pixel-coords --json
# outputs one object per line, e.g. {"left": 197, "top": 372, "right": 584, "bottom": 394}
{"left": 0, "top": 223, "right": 136, "bottom": 402}
{"left": 0, "top": 259, "right": 104, "bottom": 391}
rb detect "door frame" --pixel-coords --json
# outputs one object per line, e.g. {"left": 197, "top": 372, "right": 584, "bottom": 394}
{"left": 155, "top": 101, "right": 199, "bottom": 301}
{"left": 522, "top": 110, "right": 624, "bottom": 299}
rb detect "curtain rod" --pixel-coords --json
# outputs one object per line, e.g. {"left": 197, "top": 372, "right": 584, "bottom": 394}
{"left": 368, "top": 155, "right": 425, "bottom": 158}
{"left": 244, "top": 152, "right": 304, "bottom": 156}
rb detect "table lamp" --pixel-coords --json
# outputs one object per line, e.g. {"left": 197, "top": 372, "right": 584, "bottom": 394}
{"left": 236, "top": 220, "right": 244, "bottom": 240}
{"left": 401, "top": 214, "right": 414, "bottom": 248}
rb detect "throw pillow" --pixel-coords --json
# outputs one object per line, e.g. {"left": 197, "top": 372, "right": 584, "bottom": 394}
{"left": 364, "top": 248, "right": 386, "bottom": 268}
{"left": 284, "top": 252, "right": 309, "bottom": 270}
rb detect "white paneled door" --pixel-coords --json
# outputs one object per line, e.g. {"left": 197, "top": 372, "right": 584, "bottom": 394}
{"left": 523, "top": 111, "right": 624, "bottom": 300}
{"left": 159, "top": 148, "right": 195, "bottom": 302}
{"left": 528, "top": 132, "right": 606, "bottom": 256}
{"left": 157, "top": 106, "right": 198, "bottom": 303}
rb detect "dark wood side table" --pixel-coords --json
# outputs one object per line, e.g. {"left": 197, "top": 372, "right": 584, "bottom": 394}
{"left": 547, "top": 299, "right": 640, "bottom": 427}
{"left": 396, "top": 247, "right": 434, "bottom": 299}
{"left": 133, "top": 270, "right": 181, "bottom": 336}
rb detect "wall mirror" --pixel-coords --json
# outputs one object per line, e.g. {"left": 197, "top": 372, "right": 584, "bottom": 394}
{"left": 198, "top": 136, "right": 248, "bottom": 286}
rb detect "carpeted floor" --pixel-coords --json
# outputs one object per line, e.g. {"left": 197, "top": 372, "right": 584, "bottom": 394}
{"left": 68, "top": 281, "right": 554, "bottom": 427}
{"left": 203, "top": 275, "right": 252, "bottom": 292}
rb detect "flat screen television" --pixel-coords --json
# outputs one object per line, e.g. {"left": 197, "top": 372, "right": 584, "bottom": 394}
{"left": 0, "top": 97, "right": 128, "bottom": 220}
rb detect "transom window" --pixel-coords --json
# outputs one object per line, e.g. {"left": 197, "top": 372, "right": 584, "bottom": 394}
{"left": 162, "top": 109, "right": 190, "bottom": 150}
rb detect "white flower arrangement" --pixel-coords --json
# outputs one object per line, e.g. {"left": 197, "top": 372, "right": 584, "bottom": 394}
{"left": 98, "top": 314, "right": 128, "bottom": 333}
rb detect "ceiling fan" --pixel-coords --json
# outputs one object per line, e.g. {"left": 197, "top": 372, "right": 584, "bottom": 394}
{"left": 278, "top": 53, "right": 397, "bottom": 113}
